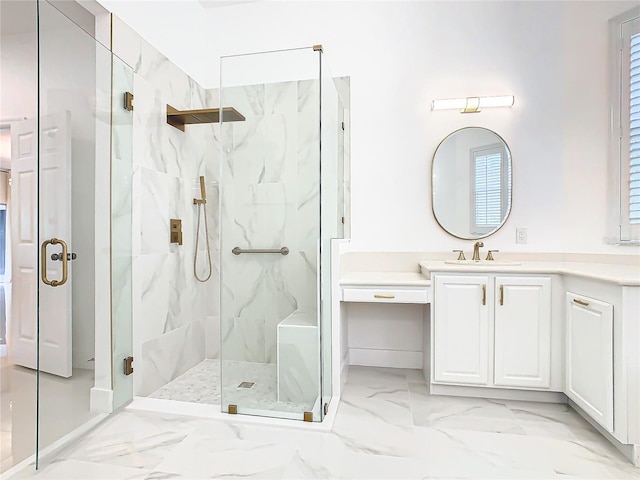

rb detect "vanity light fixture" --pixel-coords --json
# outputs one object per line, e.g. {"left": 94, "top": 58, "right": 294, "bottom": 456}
{"left": 431, "top": 95, "right": 515, "bottom": 113}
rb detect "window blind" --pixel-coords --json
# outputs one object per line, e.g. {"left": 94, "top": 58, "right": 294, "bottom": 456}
{"left": 475, "top": 151, "right": 503, "bottom": 227}
{"left": 630, "top": 32, "right": 640, "bottom": 224}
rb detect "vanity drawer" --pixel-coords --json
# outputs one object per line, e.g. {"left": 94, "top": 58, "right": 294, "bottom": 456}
{"left": 342, "top": 287, "right": 430, "bottom": 304}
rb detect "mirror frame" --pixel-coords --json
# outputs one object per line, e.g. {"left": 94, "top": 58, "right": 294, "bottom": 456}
{"left": 431, "top": 126, "right": 513, "bottom": 240}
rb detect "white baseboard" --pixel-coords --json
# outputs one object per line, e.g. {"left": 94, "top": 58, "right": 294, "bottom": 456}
{"left": 569, "top": 399, "right": 640, "bottom": 467}
{"left": 90, "top": 387, "right": 113, "bottom": 413}
{"left": 430, "top": 383, "right": 567, "bottom": 403}
{"left": 349, "top": 348, "right": 422, "bottom": 369}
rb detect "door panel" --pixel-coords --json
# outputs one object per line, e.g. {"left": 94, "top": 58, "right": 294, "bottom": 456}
{"left": 10, "top": 118, "right": 38, "bottom": 370}
{"left": 433, "top": 275, "right": 490, "bottom": 385}
{"left": 494, "top": 276, "right": 551, "bottom": 389}
{"left": 39, "top": 111, "right": 72, "bottom": 378}
{"left": 566, "top": 292, "right": 614, "bottom": 432}
{"left": 11, "top": 113, "right": 72, "bottom": 378}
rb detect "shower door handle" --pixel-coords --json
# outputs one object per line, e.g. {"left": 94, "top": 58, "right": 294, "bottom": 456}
{"left": 41, "top": 238, "right": 69, "bottom": 287}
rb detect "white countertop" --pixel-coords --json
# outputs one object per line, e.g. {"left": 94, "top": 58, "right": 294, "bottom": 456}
{"left": 419, "top": 261, "right": 640, "bottom": 286}
{"left": 340, "top": 271, "right": 431, "bottom": 287}
{"left": 339, "top": 259, "right": 639, "bottom": 288}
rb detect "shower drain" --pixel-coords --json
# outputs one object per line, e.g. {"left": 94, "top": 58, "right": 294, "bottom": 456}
{"left": 238, "top": 381, "right": 255, "bottom": 388}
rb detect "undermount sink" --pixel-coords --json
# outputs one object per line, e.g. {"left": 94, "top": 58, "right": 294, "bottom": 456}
{"left": 444, "top": 260, "right": 521, "bottom": 266}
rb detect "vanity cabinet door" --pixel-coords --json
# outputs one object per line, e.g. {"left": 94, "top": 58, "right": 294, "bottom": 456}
{"left": 566, "top": 292, "right": 614, "bottom": 432}
{"left": 494, "top": 276, "right": 551, "bottom": 389}
{"left": 433, "top": 275, "right": 490, "bottom": 385}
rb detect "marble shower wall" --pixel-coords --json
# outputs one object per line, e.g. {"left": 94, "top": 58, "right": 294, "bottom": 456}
{"left": 218, "top": 79, "right": 321, "bottom": 365}
{"left": 111, "top": 18, "right": 220, "bottom": 397}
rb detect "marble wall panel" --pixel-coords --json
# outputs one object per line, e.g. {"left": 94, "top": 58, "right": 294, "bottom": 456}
{"left": 138, "top": 321, "right": 206, "bottom": 397}
{"left": 219, "top": 79, "right": 321, "bottom": 366}
{"left": 121, "top": 20, "right": 220, "bottom": 396}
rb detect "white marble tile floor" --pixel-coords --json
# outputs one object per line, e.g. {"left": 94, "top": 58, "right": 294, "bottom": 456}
{"left": 15, "top": 366, "right": 640, "bottom": 479}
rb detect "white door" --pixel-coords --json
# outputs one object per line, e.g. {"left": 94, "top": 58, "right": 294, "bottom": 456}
{"left": 433, "top": 275, "right": 490, "bottom": 385}
{"left": 566, "top": 292, "right": 614, "bottom": 432}
{"left": 494, "top": 276, "right": 551, "bottom": 389}
{"left": 10, "top": 112, "right": 72, "bottom": 377}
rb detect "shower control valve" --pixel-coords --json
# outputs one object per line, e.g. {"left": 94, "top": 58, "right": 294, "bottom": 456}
{"left": 170, "top": 219, "right": 183, "bottom": 245}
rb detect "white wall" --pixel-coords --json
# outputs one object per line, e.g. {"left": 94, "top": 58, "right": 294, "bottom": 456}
{"left": 97, "top": 0, "right": 640, "bottom": 255}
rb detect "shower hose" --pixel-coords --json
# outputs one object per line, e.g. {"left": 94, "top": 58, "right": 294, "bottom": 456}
{"left": 194, "top": 202, "right": 213, "bottom": 282}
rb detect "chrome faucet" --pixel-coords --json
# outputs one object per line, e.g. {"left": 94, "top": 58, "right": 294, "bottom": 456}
{"left": 472, "top": 241, "right": 484, "bottom": 261}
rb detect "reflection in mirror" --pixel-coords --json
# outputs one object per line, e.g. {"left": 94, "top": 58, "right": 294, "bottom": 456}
{"left": 432, "top": 127, "right": 512, "bottom": 239}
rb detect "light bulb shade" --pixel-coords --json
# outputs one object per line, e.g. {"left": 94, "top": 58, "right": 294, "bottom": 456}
{"left": 478, "top": 95, "right": 515, "bottom": 108}
{"left": 432, "top": 95, "right": 514, "bottom": 112}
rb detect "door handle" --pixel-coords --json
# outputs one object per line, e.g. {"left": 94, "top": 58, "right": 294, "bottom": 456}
{"left": 41, "top": 238, "right": 69, "bottom": 287}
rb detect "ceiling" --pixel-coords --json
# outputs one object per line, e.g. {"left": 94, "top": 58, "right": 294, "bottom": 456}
{"left": 198, "top": 0, "right": 263, "bottom": 9}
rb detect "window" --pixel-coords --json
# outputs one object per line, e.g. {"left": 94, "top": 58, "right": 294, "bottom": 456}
{"left": 610, "top": 7, "right": 640, "bottom": 244}
{"left": 471, "top": 143, "right": 511, "bottom": 235}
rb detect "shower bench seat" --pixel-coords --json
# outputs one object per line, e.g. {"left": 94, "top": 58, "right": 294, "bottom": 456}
{"left": 276, "top": 311, "right": 318, "bottom": 404}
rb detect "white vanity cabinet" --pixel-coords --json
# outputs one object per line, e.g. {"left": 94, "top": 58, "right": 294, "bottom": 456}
{"left": 494, "top": 276, "right": 551, "bottom": 389}
{"left": 433, "top": 275, "right": 489, "bottom": 385}
{"left": 433, "top": 273, "right": 553, "bottom": 390}
{"left": 566, "top": 292, "right": 614, "bottom": 432}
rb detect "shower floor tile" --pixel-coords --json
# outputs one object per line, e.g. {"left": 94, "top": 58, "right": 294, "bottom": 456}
{"left": 149, "top": 359, "right": 221, "bottom": 404}
{"left": 148, "top": 359, "right": 315, "bottom": 414}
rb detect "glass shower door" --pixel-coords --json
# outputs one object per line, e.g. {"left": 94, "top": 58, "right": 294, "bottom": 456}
{"left": 35, "top": 0, "right": 112, "bottom": 468}
{"left": 219, "top": 47, "right": 323, "bottom": 421}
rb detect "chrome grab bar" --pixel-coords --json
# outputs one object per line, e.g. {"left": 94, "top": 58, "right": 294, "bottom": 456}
{"left": 232, "top": 246, "right": 289, "bottom": 256}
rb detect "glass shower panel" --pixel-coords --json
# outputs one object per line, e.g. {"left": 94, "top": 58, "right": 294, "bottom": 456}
{"left": 0, "top": 0, "right": 38, "bottom": 473}
{"left": 36, "top": 0, "right": 111, "bottom": 466}
{"left": 220, "top": 48, "right": 322, "bottom": 421}
{"left": 111, "top": 55, "right": 134, "bottom": 410}
{"left": 319, "top": 53, "right": 344, "bottom": 416}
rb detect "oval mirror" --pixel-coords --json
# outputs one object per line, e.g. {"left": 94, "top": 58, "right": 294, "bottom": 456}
{"left": 432, "top": 127, "right": 512, "bottom": 239}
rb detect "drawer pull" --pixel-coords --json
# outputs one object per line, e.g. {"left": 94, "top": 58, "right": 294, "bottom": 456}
{"left": 374, "top": 294, "right": 395, "bottom": 299}
{"left": 573, "top": 298, "right": 590, "bottom": 307}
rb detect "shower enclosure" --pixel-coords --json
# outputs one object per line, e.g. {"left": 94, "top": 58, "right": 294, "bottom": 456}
{"left": 219, "top": 47, "right": 345, "bottom": 422}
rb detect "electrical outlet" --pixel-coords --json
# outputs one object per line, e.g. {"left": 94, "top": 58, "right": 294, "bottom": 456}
{"left": 516, "top": 228, "right": 527, "bottom": 244}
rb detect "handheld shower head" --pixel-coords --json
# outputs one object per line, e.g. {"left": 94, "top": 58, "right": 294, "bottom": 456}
{"left": 199, "top": 176, "right": 207, "bottom": 202}
{"left": 194, "top": 176, "right": 207, "bottom": 205}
